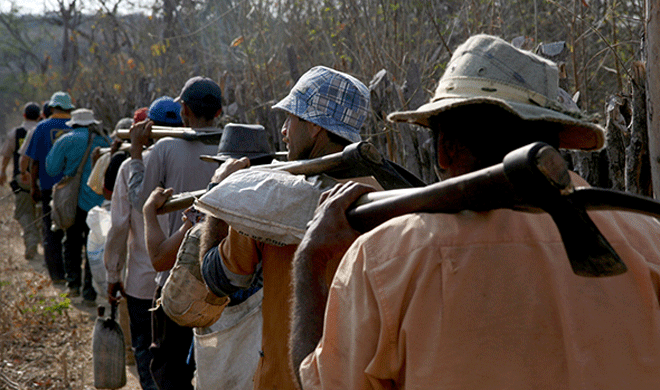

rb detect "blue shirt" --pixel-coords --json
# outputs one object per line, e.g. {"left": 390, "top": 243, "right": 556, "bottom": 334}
{"left": 46, "top": 127, "right": 110, "bottom": 212}
{"left": 24, "top": 114, "right": 72, "bottom": 190}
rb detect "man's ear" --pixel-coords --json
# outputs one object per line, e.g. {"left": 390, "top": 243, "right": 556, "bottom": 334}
{"left": 308, "top": 122, "right": 324, "bottom": 139}
{"left": 181, "top": 103, "right": 192, "bottom": 117}
{"left": 436, "top": 131, "right": 452, "bottom": 170}
{"left": 214, "top": 108, "right": 222, "bottom": 118}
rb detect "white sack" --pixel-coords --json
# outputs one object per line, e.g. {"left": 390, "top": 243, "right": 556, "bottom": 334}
{"left": 195, "top": 168, "right": 334, "bottom": 246}
{"left": 86, "top": 204, "right": 111, "bottom": 297}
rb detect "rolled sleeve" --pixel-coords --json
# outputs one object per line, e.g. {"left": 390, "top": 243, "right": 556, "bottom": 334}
{"left": 127, "top": 158, "right": 146, "bottom": 211}
{"left": 202, "top": 245, "right": 256, "bottom": 297}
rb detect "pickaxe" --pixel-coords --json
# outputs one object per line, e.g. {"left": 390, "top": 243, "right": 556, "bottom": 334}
{"left": 158, "top": 142, "right": 423, "bottom": 214}
{"left": 115, "top": 126, "right": 223, "bottom": 142}
{"left": 347, "top": 142, "right": 660, "bottom": 278}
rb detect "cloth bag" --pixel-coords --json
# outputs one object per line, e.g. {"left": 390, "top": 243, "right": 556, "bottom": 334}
{"left": 51, "top": 131, "right": 94, "bottom": 231}
{"left": 92, "top": 304, "right": 126, "bottom": 389}
{"left": 194, "top": 289, "right": 263, "bottom": 390}
{"left": 161, "top": 223, "right": 230, "bottom": 328}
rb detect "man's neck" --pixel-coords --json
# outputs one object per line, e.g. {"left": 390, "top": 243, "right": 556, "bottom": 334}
{"left": 50, "top": 109, "right": 71, "bottom": 119}
{"left": 306, "top": 141, "right": 344, "bottom": 160}
{"left": 184, "top": 116, "right": 215, "bottom": 128}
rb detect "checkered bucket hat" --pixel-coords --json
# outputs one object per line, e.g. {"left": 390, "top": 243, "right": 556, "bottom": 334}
{"left": 272, "top": 66, "right": 370, "bottom": 143}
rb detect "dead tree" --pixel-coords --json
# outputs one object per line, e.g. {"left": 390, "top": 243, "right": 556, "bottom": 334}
{"left": 605, "top": 95, "right": 629, "bottom": 191}
{"left": 646, "top": 0, "right": 660, "bottom": 198}
{"left": 626, "top": 62, "right": 653, "bottom": 196}
{"left": 367, "top": 69, "right": 435, "bottom": 184}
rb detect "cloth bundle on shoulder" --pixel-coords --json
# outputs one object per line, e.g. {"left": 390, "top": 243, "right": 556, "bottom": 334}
{"left": 194, "top": 168, "right": 337, "bottom": 246}
{"left": 87, "top": 151, "right": 112, "bottom": 196}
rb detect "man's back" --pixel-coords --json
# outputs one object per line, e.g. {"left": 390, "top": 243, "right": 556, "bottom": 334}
{"left": 130, "top": 136, "right": 217, "bottom": 234}
{"left": 24, "top": 115, "right": 71, "bottom": 190}
{"left": 301, "top": 197, "right": 660, "bottom": 389}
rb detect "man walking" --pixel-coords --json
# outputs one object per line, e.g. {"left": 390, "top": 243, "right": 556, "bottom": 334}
{"left": 0, "top": 102, "right": 42, "bottom": 260}
{"left": 289, "top": 34, "right": 660, "bottom": 389}
{"left": 128, "top": 80, "right": 222, "bottom": 390}
{"left": 46, "top": 108, "right": 110, "bottom": 305}
{"left": 24, "top": 91, "right": 75, "bottom": 284}
{"left": 200, "top": 66, "right": 371, "bottom": 390}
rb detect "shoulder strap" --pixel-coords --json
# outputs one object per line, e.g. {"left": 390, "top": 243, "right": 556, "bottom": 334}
{"left": 74, "top": 130, "right": 95, "bottom": 177}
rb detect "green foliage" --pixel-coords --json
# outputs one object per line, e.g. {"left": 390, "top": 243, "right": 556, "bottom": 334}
{"left": 19, "top": 292, "right": 71, "bottom": 318}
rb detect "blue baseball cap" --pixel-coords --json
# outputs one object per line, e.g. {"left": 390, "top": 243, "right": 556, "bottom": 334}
{"left": 148, "top": 96, "right": 183, "bottom": 126}
{"left": 49, "top": 91, "right": 75, "bottom": 111}
{"left": 174, "top": 76, "right": 222, "bottom": 109}
{"left": 272, "top": 66, "right": 369, "bottom": 143}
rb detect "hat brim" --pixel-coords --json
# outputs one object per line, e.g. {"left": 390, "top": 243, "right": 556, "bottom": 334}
{"left": 65, "top": 119, "right": 101, "bottom": 127}
{"left": 387, "top": 97, "right": 605, "bottom": 151}
{"left": 200, "top": 153, "right": 275, "bottom": 163}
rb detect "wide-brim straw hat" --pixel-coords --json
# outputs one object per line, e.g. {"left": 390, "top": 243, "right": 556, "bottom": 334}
{"left": 388, "top": 34, "right": 604, "bottom": 151}
{"left": 65, "top": 108, "right": 100, "bottom": 127}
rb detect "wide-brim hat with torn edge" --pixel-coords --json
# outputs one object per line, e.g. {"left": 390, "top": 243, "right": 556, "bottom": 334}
{"left": 387, "top": 34, "right": 605, "bottom": 151}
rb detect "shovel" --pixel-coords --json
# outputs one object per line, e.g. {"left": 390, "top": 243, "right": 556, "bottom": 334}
{"left": 92, "top": 302, "right": 127, "bottom": 389}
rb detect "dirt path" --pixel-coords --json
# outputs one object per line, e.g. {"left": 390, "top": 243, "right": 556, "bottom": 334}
{"left": 0, "top": 182, "right": 143, "bottom": 389}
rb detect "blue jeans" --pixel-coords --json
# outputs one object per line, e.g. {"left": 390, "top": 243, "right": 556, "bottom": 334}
{"left": 63, "top": 206, "right": 96, "bottom": 301}
{"left": 41, "top": 189, "right": 65, "bottom": 281}
{"left": 127, "top": 295, "right": 158, "bottom": 390}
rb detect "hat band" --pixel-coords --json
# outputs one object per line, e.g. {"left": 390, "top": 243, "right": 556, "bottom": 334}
{"left": 433, "top": 77, "right": 563, "bottom": 112}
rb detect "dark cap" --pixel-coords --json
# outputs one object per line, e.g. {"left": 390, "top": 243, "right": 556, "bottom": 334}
{"left": 42, "top": 101, "right": 52, "bottom": 118}
{"left": 23, "top": 102, "right": 41, "bottom": 120}
{"left": 202, "top": 123, "right": 273, "bottom": 162}
{"left": 175, "top": 76, "right": 222, "bottom": 109}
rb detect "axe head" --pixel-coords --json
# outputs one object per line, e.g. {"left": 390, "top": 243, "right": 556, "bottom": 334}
{"left": 503, "top": 143, "right": 627, "bottom": 277}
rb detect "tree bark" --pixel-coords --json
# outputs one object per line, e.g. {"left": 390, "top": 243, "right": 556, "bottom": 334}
{"left": 646, "top": 0, "right": 660, "bottom": 198}
{"left": 627, "top": 62, "right": 652, "bottom": 196}
{"left": 605, "top": 95, "right": 627, "bottom": 191}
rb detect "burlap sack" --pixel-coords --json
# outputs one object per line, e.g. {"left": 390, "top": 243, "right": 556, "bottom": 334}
{"left": 194, "top": 168, "right": 336, "bottom": 246}
{"left": 161, "top": 223, "right": 229, "bottom": 328}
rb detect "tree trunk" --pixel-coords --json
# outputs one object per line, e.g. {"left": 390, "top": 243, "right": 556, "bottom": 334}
{"left": 367, "top": 69, "right": 434, "bottom": 184}
{"left": 605, "top": 95, "right": 628, "bottom": 191}
{"left": 626, "top": 61, "right": 652, "bottom": 196}
{"left": 646, "top": 0, "right": 660, "bottom": 198}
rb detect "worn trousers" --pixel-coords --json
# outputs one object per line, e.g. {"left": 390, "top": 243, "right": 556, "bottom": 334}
{"left": 13, "top": 188, "right": 40, "bottom": 254}
{"left": 127, "top": 295, "right": 158, "bottom": 390}
{"left": 63, "top": 206, "right": 96, "bottom": 301}
{"left": 41, "top": 189, "right": 65, "bottom": 281}
{"left": 150, "top": 286, "right": 195, "bottom": 390}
